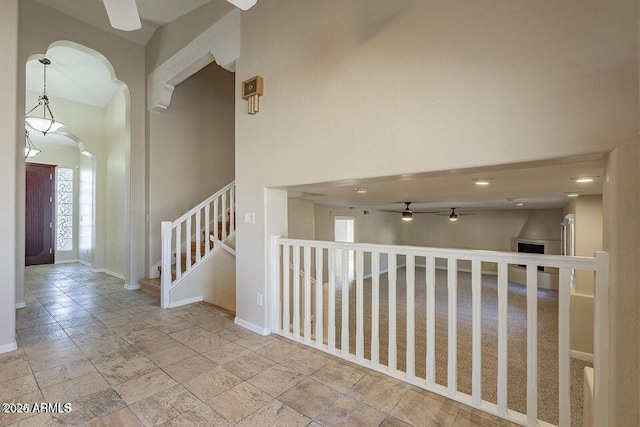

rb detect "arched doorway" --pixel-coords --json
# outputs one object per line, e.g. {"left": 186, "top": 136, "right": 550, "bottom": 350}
{"left": 23, "top": 41, "right": 133, "bottom": 292}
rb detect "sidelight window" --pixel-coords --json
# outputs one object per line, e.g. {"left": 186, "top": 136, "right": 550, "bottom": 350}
{"left": 56, "top": 167, "right": 73, "bottom": 251}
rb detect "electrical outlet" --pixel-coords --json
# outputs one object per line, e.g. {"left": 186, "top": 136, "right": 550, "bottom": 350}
{"left": 244, "top": 212, "right": 256, "bottom": 224}
{"left": 256, "top": 293, "right": 263, "bottom": 306}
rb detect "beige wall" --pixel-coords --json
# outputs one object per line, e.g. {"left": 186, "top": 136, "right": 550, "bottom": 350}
{"left": 0, "top": 0, "right": 18, "bottom": 352}
{"left": 104, "top": 90, "right": 127, "bottom": 277}
{"left": 27, "top": 145, "right": 81, "bottom": 262}
{"left": 148, "top": 62, "right": 235, "bottom": 273}
{"left": 287, "top": 198, "right": 315, "bottom": 240}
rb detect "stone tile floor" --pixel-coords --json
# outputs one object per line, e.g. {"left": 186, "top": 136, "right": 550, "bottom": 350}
{"left": 1, "top": 263, "right": 518, "bottom": 426}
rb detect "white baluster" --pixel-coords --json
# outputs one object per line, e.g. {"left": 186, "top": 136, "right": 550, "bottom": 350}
{"left": 594, "top": 252, "right": 610, "bottom": 427}
{"left": 425, "top": 256, "right": 435, "bottom": 387}
{"left": 328, "top": 248, "right": 336, "bottom": 352}
{"left": 175, "top": 224, "right": 182, "bottom": 281}
{"left": 282, "top": 245, "right": 290, "bottom": 335}
{"left": 222, "top": 192, "right": 227, "bottom": 241}
{"left": 304, "top": 246, "right": 312, "bottom": 343}
{"left": 186, "top": 217, "right": 192, "bottom": 272}
{"left": 213, "top": 199, "right": 219, "bottom": 242}
{"left": 447, "top": 257, "right": 457, "bottom": 395}
{"left": 471, "top": 259, "right": 482, "bottom": 404}
{"left": 356, "top": 250, "right": 364, "bottom": 361}
{"left": 558, "top": 267, "right": 571, "bottom": 427}
{"left": 526, "top": 264, "right": 538, "bottom": 425}
{"left": 204, "top": 205, "right": 210, "bottom": 255}
{"left": 229, "top": 186, "right": 235, "bottom": 234}
{"left": 497, "top": 262, "right": 508, "bottom": 414}
{"left": 293, "top": 245, "right": 301, "bottom": 339}
{"left": 388, "top": 253, "right": 397, "bottom": 373}
{"left": 371, "top": 251, "right": 380, "bottom": 366}
{"left": 406, "top": 254, "right": 415, "bottom": 380}
{"left": 341, "top": 247, "right": 349, "bottom": 356}
{"left": 195, "top": 211, "right": 201, "bottom": 263}
{"left": 315, "top": 248, "right": 324, "bottom": 346}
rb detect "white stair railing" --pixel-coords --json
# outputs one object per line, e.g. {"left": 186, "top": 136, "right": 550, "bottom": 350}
{"left": 160, "top": 181, "right": 235, "bottom": 308}
{"left": 271, "top": 237, "right": 609, "bottom": 427}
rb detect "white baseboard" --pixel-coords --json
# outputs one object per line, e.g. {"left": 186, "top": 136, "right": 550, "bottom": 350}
{"left": 55, "top": 259, "right": 80, "bottom": 265}
{"left": 0, "top": 342, "right": 18, "bottom": 354}
{"left": 571, "top": 349, "right": 594, "bottom": 363}
{"left": 234, "top": 317, "right": 271, "bottom": 336}
{"left": 92, "top": 268, "right": 126, "bottom": 281}
{"left": 124, "top": 284, "right": 140, "bottom": 291}
{"left": 104, "top": 270, "right": 125, "bottom": 280}
{"left": 168, "top": 296, "right": 203, "bottom": 308}
{"left": 15, "top": 302, "right": 26, "bottom": 309}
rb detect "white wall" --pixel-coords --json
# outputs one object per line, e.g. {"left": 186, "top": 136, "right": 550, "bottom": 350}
{"left": 26, "top": 145, "right": 81, "bottom": 263}
{"left": 148, "top": 62, "right": 235, "bottom": 273}
{"left": 103, "top": 89, "right": 127, "bottom": 277}
{"left": 0, "top": 0, "right": 18, "bottom": 353}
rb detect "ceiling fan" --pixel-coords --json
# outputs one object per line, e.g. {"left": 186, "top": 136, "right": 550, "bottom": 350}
{"left": 102, "top": 0, "right": 258, "bottom": 31}
{"left": 380, "top": 202, "right": 439, "bottom": 222}
{"left": 435, "top": 207, "right": 477, "bottom": 222}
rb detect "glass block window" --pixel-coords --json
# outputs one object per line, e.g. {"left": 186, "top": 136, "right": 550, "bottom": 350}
{"left": 56, "top": 167, "right": 73, "bottom": 251}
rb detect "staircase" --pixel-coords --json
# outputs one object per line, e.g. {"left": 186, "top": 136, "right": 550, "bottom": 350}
{"left": 139, "top": 181, "right": 236, "bottom": 308}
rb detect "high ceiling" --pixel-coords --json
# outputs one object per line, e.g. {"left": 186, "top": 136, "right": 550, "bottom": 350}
{"left": 34, "top": 0, "right": 219, "bottom": 45}
{"left": 26, "top": 45, "right": 120, "bottom": 108}
{"left": 285, "top": 156, "right": 604, "bottom": 212}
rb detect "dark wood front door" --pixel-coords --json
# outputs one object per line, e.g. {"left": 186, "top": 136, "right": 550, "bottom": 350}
{"left": 25, "top": 163, "right": 55, "bottom": 266}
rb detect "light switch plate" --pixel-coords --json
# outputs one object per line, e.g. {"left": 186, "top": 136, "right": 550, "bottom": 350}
{"left": 244, "top": 212, "right": 256, "bottom": 224}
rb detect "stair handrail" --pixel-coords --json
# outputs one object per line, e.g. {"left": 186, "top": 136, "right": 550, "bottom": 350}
{"left": 161, "top": 180, "right": 235, "bottom": 308}
{"left": 171, "top": 181, "right": 235, "bottom": 226}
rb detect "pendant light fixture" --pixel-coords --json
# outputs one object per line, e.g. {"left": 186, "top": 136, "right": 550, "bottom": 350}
{"left": 25, "top": 58, "right": 64, "bottom": 135}
{"left": 24, "top": 129, "right": 41, "bottom": 158}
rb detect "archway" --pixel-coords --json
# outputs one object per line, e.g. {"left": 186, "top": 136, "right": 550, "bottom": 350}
{"left": 22, "top": 40, "right": 134, "bottom": 297}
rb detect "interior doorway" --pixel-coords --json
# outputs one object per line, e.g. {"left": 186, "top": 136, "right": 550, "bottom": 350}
{"left": 25, "top": 163, "right": 55, "bottom": 265}
{"left": 334, "top": 216, "right": 355, "bottom": 281}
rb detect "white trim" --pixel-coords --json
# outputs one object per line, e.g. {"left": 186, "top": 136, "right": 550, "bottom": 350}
{"left": 124, "top": 284, "right": 140, "bottom": 291}
{"left": 91, "top": 268, "right": 125, "bottom": 280}
{"left": 54, "top": 258, "right": 81, "bottom": 265}
{"left": 167, "top": 295, "right": 203, "bottom": 308}
{"left": 15, "top": 302, "right": 26, "bottom": 309}
{"left": 104, "top": 270, "right": 125, "bottom": 280}
{"left": 235, "top": 317, "right": 271, "bottom": 336}
{"left": 0, "top": 342, "right": 18, "bottom": 354}
{"left": 78, "top": 260, "right": 91, "bottom": 267}
{"left": 571, "top": 349, "right": 594, "bottom": 363}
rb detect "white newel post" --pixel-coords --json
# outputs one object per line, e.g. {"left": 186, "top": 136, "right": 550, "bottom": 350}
{"left": 271, "top": 235, "right": 282, "bottom": 333}
{"left": 594, "top": 251, "right": 610, "bottom": 427}
{"left": 161, "top": 221, "right": 173, "bottom": 308}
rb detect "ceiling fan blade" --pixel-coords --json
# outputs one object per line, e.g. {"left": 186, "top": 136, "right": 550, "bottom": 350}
{"left": 103, "top": 0, "right": 141, "bottom": 31}
{"left": 226, "top": 0, "right": 258, "bottom": 10}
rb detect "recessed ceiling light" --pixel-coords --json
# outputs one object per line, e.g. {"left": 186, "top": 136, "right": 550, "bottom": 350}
{"left": 354, "top": 188, "right": 368, "bottom": 194}
{"left": 571, "top": 176, "right": 596, "bottom": 183}
{"left": 472, "top": 178, "right": 494, "bottom": 186}
{"left": 516, "top": 202, "right": 524, "bottom": 206}
{"left": 565, "top": 192, "right": 582, "bottom": 197}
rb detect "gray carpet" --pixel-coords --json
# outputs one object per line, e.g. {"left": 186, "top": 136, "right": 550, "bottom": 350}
{"left": 321, "top": 266, "right": 591, "bottom": 426}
